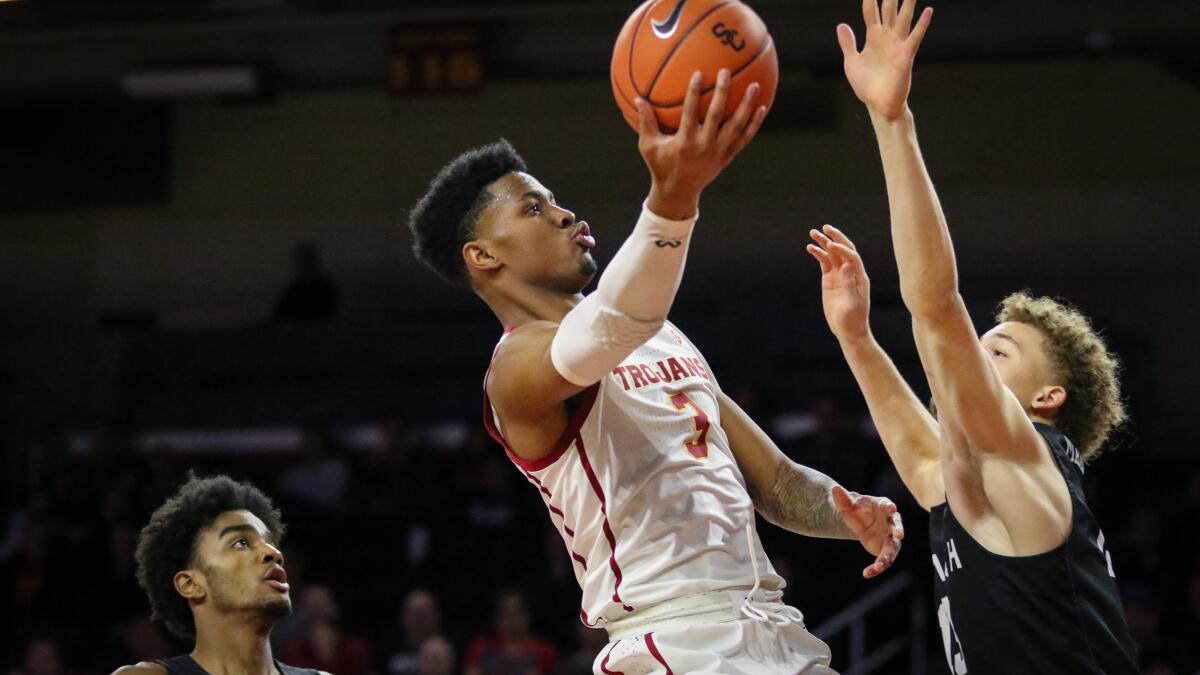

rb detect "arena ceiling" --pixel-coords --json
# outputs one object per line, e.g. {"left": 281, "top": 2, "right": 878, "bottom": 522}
{"left": 0, "top": 0, "right": 1194, "bottom": 98}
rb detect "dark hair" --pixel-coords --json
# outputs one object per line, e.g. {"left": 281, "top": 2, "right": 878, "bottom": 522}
{"left": 408, "top": 139, "right": 527, "bottom": 285}
{"left": 134, "top": 474, "right": 286, "bottom": 639}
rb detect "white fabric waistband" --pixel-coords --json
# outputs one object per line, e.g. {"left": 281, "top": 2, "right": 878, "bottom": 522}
{"left": 604, "top": 588, "right": 802, "bottom": 641}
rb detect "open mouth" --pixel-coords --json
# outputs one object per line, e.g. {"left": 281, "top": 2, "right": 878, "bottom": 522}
{"left": 264, "top": 566, "right": 290, "bottom": 592}
{"left": 573, "top": 222, "right": 595, "bottom": 249}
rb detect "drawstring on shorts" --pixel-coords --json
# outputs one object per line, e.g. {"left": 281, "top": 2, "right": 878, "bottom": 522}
{"left": 740, "top": 518, "right": 805, "bottom": 626}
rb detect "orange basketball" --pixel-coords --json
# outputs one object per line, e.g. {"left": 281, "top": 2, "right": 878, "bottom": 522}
{"left": 611, "top": 0, "right": 778, "bottom": 132}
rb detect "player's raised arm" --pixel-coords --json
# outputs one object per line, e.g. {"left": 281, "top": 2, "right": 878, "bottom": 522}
{"left": 806, "top": 225, "right": 943, "bottom": 510}
{"left": 839, "top": 0, "right": 1045, "bottom": 461}
{"left": 719, "top": 392, "right": 904, "bottom": 579}
{"left": 489, "top": 69, "right": 766, "bottom": 461}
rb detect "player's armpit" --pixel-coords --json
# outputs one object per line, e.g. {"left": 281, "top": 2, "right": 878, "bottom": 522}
{"left": 910, "top": 299, "right": 1046, "bottom": 463}
{"left": 487, "top": 321, "right": 587, "bottom": 462}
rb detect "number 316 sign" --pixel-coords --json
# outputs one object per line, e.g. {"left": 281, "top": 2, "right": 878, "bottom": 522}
{"left": 389, "top": 24, "right": 484, "bottom": 94}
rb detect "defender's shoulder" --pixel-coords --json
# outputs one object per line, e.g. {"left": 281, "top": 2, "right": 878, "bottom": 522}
{"left": 111, "top": 662, "right": 167, "bottom": 675}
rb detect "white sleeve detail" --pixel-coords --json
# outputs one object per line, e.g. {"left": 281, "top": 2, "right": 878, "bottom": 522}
{"left": 550, "top": 201, "right": 698, "bottom": 386}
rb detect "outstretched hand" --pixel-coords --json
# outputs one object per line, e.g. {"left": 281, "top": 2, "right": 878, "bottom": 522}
{"left": 832, "top": 485, "right": 905, "bottom": 579}
{"left": 837, "top": 0, "right": 933, "bottom": 121}
{"left": 807, "top": 225, "right": 871, "bottom": 342}
{"left": 636, "top": 69, "right": 767, "bottom": 219}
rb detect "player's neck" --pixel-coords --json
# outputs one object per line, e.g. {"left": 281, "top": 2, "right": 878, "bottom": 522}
{"left": 481, "top": 283, "right": 583, "bottom": 329}
{"left": 191, "top": 613, "right": 277, "bottom": 675}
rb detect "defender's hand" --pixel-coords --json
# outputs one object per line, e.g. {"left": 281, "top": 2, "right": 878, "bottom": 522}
{"left": 637, "top": 69, "right": 767, "bottom": 220}
{"left": 832, "top": 485, "right": 905, "bottom": 579}
{"left": 837, "top": 0, "right": 933, "bottom": 121}
{"left": 807, "top": 225, "right": 871, "bottom": 342}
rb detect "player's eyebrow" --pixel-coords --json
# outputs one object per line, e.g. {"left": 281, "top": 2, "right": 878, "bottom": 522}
{"left": 989, "top": 332, "right": 1022, "bottom": 350}
{"left": 520, "top": 190, "right": 555, "bottom": 204}
{"left": 218, "top": 523, "right": 277, "bottom": 544}
{"left": 219, "top": 523, "right": 258, "bottom": 539}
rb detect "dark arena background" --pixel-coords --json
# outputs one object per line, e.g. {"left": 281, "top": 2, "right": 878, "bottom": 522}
{"left": 1, "top": 0, "right": 1197, "bottom": 673}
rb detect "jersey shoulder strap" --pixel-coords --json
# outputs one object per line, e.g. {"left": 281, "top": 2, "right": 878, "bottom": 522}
{"left": 276, "top": 661, "right": 322, "bottom": 675}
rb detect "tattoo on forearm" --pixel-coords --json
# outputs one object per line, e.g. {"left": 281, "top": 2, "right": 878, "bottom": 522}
{"left": 750, "top": 464, "right": 854, "bottom": 539}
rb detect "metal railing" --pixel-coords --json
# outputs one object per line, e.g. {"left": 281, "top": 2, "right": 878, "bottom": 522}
{"left": 812, "top": 571, "right": 928, "bottom": 675}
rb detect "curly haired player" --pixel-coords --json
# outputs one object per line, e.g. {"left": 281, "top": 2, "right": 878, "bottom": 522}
{"left": 810, "top": 1, "right": 1138, "bottom": 672}
{"left": 112, "top": 475, "right": 325, "bottom": 675}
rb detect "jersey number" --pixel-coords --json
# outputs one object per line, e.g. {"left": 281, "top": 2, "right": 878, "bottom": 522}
{"left": 1097, "top": 530, "right": 1116, "bottom": 578}
{"left": 937, "top": 596, "right": 968, "bottom": 674}
{"left": 669, "top": 392, "right": 710, "bottom": 460}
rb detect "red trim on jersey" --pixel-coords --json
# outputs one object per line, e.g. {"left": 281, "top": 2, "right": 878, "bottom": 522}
{"left": 599, "top": 641, "right": 624, "bottom": 675}
{"left": 644, "top": 634, "right": 673, "bottom": 675}
{"left": 482, "top": 381, "right": 600, "bottom": 472}
{"left": 520, "top": 469, "right": 585, "bottom": 568}
{"left": 524, "top": 472, "right": 574, "bottom": 535}
{"left": 576, "top": 432, "right": 634, "bottom": 613}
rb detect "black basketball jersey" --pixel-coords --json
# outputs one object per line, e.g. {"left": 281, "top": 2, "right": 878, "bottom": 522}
{"left": 928, "top": 423, "right": 1137, "bottom": 674}
{"left": 155, "top": 655, "right": 320, "bottom": 675}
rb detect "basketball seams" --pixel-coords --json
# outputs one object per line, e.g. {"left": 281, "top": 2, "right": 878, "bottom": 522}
{"left": 614, "top": 70, "right": 676, "bottom": 131}
{"left": 644, "top": 0, "right": 735, "bottom": 103}
{"left": 628, "top": 0, "right": 656, "bottom": 96}
{"left": 649, "top": 36, "right": 772, "bottom": 109}
{"left": 611, "top": 71, "right": 641, "bottom": 129}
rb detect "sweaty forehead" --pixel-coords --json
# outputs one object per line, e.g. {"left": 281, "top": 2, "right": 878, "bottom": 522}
{"left": 985, "top": 321, "right": 1041, "bottom": 343}
{"left": 487, "top": 171, "right": 551, "bottom": 203}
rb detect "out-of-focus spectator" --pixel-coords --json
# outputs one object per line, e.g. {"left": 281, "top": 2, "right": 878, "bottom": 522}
{"left": 2, "top": 515, "right": 65, "bottom": 628}
{"left": 383, "top": 589, "right": 444, "bottom": 675}
{"left": 465, "top": 591, "right": 555, "bottom": 675}
{"left": 1121, "top": 584, "right": 1163, "bottom": 654}
{"left": 272, "top": 581, "right": 336, "bottom": 653}
{"left": 9, "top": 638, "right": 70, "bottom": 675}
{"left": 273, "top": 240, "right": 339, "bottom": 323}
{"left": 416, "top": 636, "right": 456, "bottom": 675}
{"left": 117, "top": 617, "right": 173, "bottom": 664}
{"left": 786, "top": 397, "right": 872, "bottom": 486}
{"left": 278, "top": 429, "right": 350, "bottom": 510}
{"left": 1175, "top": 563, "right": 1200, "bottom": 673}
{"left": 1124, "top": 505, "right": 1164, "bottom": 582}
{"left": 554, "top": 626, "right": 607, "bottom": 675}
{"left": 280, "top": 585, "right": 372, "bottom": 675}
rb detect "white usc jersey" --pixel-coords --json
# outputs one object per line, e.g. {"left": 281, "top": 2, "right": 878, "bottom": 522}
{"left": 483, "top": 321, "right": 784, "bottom": 627}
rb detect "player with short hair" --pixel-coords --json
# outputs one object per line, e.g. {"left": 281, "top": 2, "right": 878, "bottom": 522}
{"left": 112, "top": 475, "right": 324, "bottom": 675}
{"left": 409, "top": 70, "right": 903, "bottom": 674}
{"left": 813, "top": 1, "right": 1138, "bottom": 672}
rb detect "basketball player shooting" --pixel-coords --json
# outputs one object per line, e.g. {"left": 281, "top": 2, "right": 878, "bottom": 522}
{"left": 806, "top": 1, "right": 1138, "bottom": 672}
{"left": 409, "top": 71, "right": 902, "bottom": 673}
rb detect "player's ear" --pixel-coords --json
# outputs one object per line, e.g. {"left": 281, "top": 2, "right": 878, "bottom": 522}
{"left": 464, "top": 240, "right": 502, "bottom": 274}
{"left": 1032, "top": 385, "right": 1067, "bottom": 416}
{"left": 175, "top": 568, "right": 207, "bottom": 601}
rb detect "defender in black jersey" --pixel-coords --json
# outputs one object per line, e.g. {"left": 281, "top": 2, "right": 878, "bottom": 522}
{"left": 112, "top": 475, "right": 326, "bottom": 675}
{"left": 801, "top": 1, "right": 1138, "bottom": 673}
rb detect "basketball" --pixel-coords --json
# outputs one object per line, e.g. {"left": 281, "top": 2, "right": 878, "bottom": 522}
{"left": 611, "top": 0, "right": 778, "bottom": 132}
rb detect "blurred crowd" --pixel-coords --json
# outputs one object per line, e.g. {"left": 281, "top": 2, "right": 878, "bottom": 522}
{"left": 2, "top": 395, "right": 1197, "bottom": 675}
